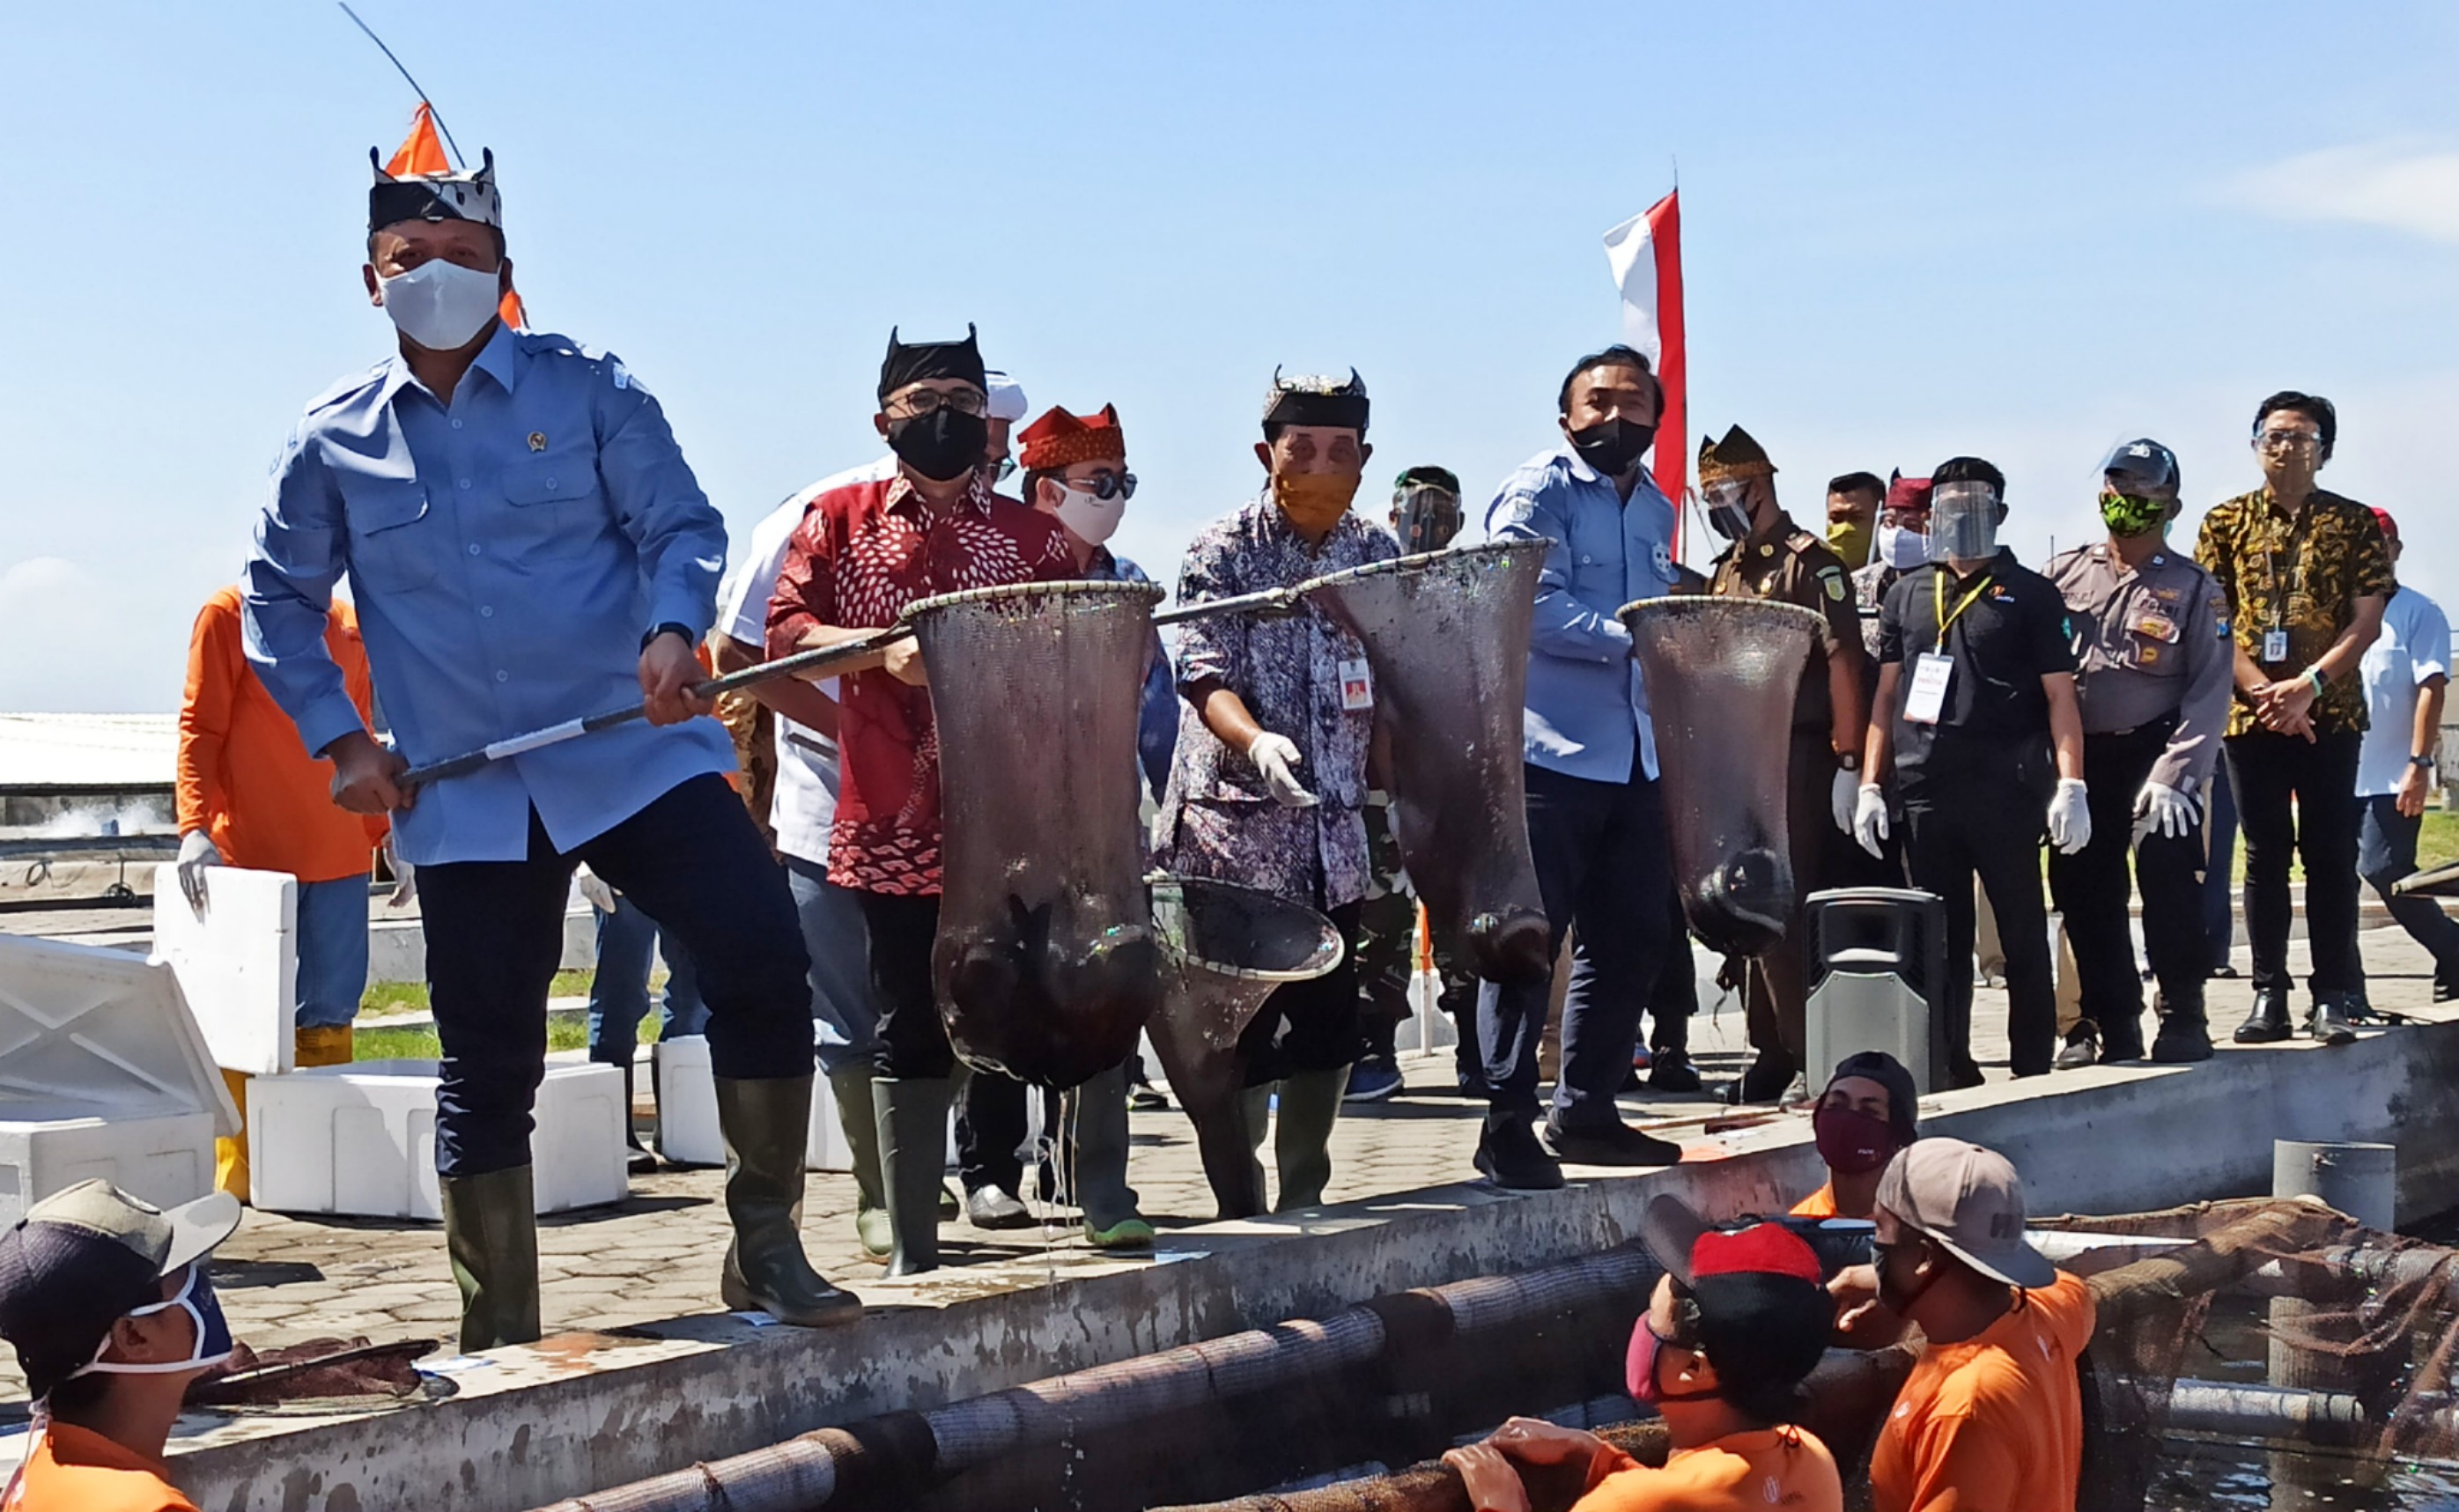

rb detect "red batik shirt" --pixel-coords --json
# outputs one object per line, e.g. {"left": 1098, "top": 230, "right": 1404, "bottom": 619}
{"left": 766, "top": 470, "right": 1073, "bottom": 894}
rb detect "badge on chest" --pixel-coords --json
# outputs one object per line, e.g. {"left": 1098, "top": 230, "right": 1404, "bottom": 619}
{"left": 1904, "top": 653, "right": 1953, "bottom": 725}
{"left": 1339, "top": 657, "right": 1374, "bottom": 711}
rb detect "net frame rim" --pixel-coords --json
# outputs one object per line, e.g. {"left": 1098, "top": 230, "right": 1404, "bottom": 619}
{"left": 905, "top": 578, "right": 1167, "bottom": 623}
{"left": 1297, "top": 538, "right": 1549, "bottom": 598}
{"left": 1615, "top": 595, "right": 1829, "bottom": 636}
{"left": 1148, "top": 874, "right": 1346, "bottom": 984}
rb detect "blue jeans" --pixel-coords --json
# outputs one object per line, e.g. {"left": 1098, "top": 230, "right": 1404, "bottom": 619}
{"left": 296, "top": 876, "right": 371, "bottom": 1029}
{"left": 783, "top": 855, "right": 877, "bottom": 1076}
{"left": 2359, "top": 794, "right": 2459, "bottom": 980}
{"left": 587, "top": 896, "right": 709, "bottom": 1067}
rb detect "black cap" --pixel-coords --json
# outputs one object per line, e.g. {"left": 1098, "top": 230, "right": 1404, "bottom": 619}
{"left": 0, "top": 1181, "right": 240, "bottom": 1399}
{"left": 2101, "top": 439, "right": 2181, "bottom": 498}
{"left": 878, "top": 326, "right": 986, "bottom": 403}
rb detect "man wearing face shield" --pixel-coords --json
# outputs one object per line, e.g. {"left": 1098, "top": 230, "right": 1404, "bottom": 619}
{"left": 1474, "top": 347, "right": 1687, "bottom": 1189}
{"left": 1700, "top": 426, "right": 1870, "bottom": 1105}
{"left": 2194, "top": 391, "right": 2391, "bottom": 1046}
{"left": 244, "top": 129, "right": 859, "bottom": 1342}
{"left": 767, "top": 327, "right": 1076, "bottom": 1272}
{"left": 1348, "top": 465, "right": 1483, "bottom": 1101}
{"left": 1159, "top": 370, "right": 1398, "bottom": 1211}
{"left": 2042, "top": 440, "right": 2232, "bottom": 1066}
{"left": 1857, "top": 459, "right": 2089, "bottom": 1083}
{"left": 0, "top": 1181, "right": 244, "bottom": 1509}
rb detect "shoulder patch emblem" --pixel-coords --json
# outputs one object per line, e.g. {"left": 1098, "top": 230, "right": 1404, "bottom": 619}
{"left": 1820, "top": 565, "right": 1847, "bottom": 601}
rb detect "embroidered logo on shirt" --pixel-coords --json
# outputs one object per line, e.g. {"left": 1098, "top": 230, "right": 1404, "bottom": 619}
{"left": 1651, "top": 542, "right": 1675, "bottom": 580}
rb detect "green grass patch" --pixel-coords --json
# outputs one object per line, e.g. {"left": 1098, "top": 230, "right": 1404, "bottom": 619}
{"left": 351, "top": 1007, "right": 657, "bottom": 1063}
{"left": 359, "top": 969, "right": 596, "bottom": 1020}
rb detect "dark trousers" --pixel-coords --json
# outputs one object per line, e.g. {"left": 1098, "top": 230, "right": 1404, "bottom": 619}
{"left": 1239, "top": 901, "right": 1364, "bottom": 1085}
{"left": 856, "top": 891, "right": 959, "bottom": 1079}
{"left": 956, "top": 1071, "right": 1030, "bottom": 1195}
{"left": 2226, "top": 729, "right": 2363, "bottom": 996}
{"left": 2046, "top": 724, "right": 2210, "bottom": 1041}
{"left": 2202, "top": 761, "right": 2238, "bottom": 970}
{"left": 1902, "top": 772, "right": 2057, "bottom": 1077}
{"left": 2359, "top": 794, "right": 2459, "bottom": 981}
{"left": 1741, "top": 733, "right": 1844, "bottom": 1066}
{"left": 417, "top": 774, "right": 813, "bottom": 1177}
{"left": 1478, "top": 762, "right": 1672, "bottom": 1127}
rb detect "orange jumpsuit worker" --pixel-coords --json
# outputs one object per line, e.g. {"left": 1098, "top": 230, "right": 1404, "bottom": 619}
{"left": 175, "top": 586, "right": 385, "bottom": 1199}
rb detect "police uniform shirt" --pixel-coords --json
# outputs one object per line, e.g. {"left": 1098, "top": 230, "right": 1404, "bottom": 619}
{"left": 1709, "top": 513, "right": 1862, "bottom": 731}
{"left": 1876, "top": 548, "right": 2077, "bottom": 782}
{"left": 2043, "top": 542, "right": 2234, "bottom": 793}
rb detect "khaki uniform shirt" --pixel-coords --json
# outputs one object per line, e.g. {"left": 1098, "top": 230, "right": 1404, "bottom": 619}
{"left": 1709, "top": 513, "right": 1861, "bottom": 732}
{"left": 2192, "top": 487, "right": 2394, "bottom": 737}
{"left": 2043, "top": 541, "right": 2234, "bottom": 793}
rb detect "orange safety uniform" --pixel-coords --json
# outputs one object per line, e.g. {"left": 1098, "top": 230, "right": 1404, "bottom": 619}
{"left": 1870, "top": 1271, "right": 2096, "bottom": 1512}
{"left": 1573, "top": 1425, "right": 1842, "bottom": 1512}
{"left": 1789, "top": 1183, "right": 1839, "bottom": 1219}
{"left": 2, "top": 1420, "right": 199, "bottom": 1512}
{"left": 175, "top": 587, "right": 385, "bottom": 879}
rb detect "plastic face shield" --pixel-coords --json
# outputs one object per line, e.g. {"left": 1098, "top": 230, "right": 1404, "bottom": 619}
{"left": 1926, "top": 481, "right": 1999, "bottom": 562}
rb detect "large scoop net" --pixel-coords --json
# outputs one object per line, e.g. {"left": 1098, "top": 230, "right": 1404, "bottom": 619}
{"left": 1303, "top": 542, "right": 1551, "bottom": 983}
{"left": 912, "top": 580, "right": 1166, "bottom": 1089}
{"left": 1619, "top": 597, "right": 1821, "bottom": 957}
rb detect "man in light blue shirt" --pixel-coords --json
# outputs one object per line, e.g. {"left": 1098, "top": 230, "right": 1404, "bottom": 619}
{"left": 240, "top": 136, "right": 856, "bottom": 1347}
{"left": 2353, "top": 509, "right": 2459, "bottom": 999}
{"left": 1473, "top": 345, "right": 1686, "bottom": 1190}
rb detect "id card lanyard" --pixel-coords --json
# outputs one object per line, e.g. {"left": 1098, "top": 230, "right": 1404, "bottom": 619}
{"left": 1907, "top": 567, "right": 1994, "bottom": 725}
{"left": 2262, "top": 504, "right": 2314, "bottom": 665}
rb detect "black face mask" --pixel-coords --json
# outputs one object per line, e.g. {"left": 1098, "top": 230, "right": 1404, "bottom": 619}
{"left": 888, "top": 409, "right": 990, "bottom": 483}
{"left": 1568, "top": 417, "right": 1656, "bottom": 477}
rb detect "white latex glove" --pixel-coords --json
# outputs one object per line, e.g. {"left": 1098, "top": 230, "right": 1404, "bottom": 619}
{"left": 575, "top": 864, "right": 619, "bottom": 914}
{"left": 175, "top": 830, "right": 220, "bottom": 911}
{"left": 1831, "top": 766, "right": 1860, "bottom": 835}
{"left": 2047, "top": 778, "right": 2093, "bottom": 855}
{"left": 2132, "top": 779, "right": 2201, "bottom": 843}
{"left": 1852, "top": 783, "right": 1889, "bottom": 859}
{"left": 1246, "top": 731, "right": 1319, "bottom": 808}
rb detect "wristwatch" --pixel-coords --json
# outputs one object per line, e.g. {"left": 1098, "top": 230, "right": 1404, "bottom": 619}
{"left": 1836, "top": 752, "right": 1861, "bottom": 773}
{"left": 641, "top": 622, "right": 694, "bottom": 650}
{"left": 2411, "top": 755, "right": 2437, "bottom": 770}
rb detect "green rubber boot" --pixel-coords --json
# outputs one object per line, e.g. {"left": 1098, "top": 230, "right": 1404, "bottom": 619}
{"left": 1274, "top": 1066, "right": 1350, "bottom": 1212}
{"left": 1068, "top": 1065, "right": 1153, "bottom": 1249}
{"left": 439, "top": 1166, "right": 542, "bottom": 1353}
{"left": 714, "top": 1076, "right": 862, "bottom": 1327}
{"left": 829, "top": 1067, "right": 893, "bottom": 1260}
{"left": 877, "top": 1077, "right": 956, "bottom": 1276}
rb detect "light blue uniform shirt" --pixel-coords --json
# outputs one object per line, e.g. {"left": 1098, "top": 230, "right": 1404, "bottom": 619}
{"left": 241, "top": 325, "right": 734, "bottom": 866}
{"left": 1485, "top": 446, "right": 1680, "bottom": 784}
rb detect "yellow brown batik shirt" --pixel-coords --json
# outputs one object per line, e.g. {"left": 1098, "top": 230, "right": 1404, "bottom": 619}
{"left": 2192, "top": 487, "right": 2393, "bottom": 736}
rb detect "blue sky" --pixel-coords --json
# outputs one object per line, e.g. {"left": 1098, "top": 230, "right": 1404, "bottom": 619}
{"left": 5, "top": 2, "right": 2455, "bottom": 711}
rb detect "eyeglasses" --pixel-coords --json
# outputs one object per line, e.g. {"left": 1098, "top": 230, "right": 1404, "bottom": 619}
{"left": 990, "top": 456, "right": 1016, "bottom": 483}
{"left": 887, "top": 387, "right": 990, "bottom": 419}
{"left": 1069, "top": 469, "right": 1138, "bottom": 502}
{"left": 2254, "top": 430, "right": 2321, "bottom": 452}
{"left": 1879, "top": 509, "right": 1930, "bottom": 528}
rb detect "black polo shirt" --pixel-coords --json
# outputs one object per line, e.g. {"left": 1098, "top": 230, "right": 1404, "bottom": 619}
{"left": 1877, "top": 548, "right": 2076, "bottom": 786}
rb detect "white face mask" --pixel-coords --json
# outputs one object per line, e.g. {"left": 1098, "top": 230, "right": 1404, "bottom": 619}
{"left": 1052, "top": 483, "right": 1126, "bottom": 546}
{"left": 378, "top": 256, "right": 503, "bottom": 351}
{"left": 1877, "top": 522, "right": 1930, "bottom": 570}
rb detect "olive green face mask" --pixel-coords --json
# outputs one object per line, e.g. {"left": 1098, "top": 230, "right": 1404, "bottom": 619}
{"left": 2100, "top": 489, "right": 2170, "bottom": 538}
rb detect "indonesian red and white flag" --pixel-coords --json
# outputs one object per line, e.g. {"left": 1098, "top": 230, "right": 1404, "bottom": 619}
{"left": 1601, "top": 190, "right": 1686, "bottom": 517}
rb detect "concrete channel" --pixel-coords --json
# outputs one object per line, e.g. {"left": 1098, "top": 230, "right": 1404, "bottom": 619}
{"left": 157, "top": 1001, "right": 2459, "bottom": 1512}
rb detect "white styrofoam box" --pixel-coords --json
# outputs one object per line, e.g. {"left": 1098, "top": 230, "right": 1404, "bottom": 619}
{"left": 151, "top": 864, "right": 298, "bottom": 1075}
{"left": 247, "top": 1058, "right": 626, "bottom": 1219}
{"left": 652, "top": 1036, "right": 955, "bottom": 1172}
{"left": 0, "top": 934, "right": 240, "bottom": 1227}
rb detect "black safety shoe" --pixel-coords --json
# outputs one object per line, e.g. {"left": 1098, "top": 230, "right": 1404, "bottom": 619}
{"left": 1946, "top": 1058, "right": 1987, "bottom": 1090}
{"left": 1721, "top": 1050, "right": 1797, "bottom": 1106}
{"left": 1544, "top": 1117, "right": 1682, "bottom": 1167}
{"left": 2099, "top": 1014, "right": 2147, "bottom": 1063}
{"left": 2234, "top": 989, "right": 2293, "bottom": 1044}
{"left": 1474, "top": 1117, "right": 1564, "bottom": 1191}
{"left": 2053, "top": 1032, "right": 2099, "bottom": 1071}
{"left": 2307, "top": 995, "right": 2359, "bottom": 1046}
{"left": 1647, "top": 1048, "right": 1704, "bottom": 1094}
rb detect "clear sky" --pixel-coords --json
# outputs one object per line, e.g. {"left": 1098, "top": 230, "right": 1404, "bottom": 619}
{"left": 4, "top": 2, "right": 2455, "bottom": 712}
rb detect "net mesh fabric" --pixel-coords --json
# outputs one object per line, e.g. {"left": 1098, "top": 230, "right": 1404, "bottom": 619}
{"left": 912, "top": 580, "right": 1166, "bottom": 1089}
{"left": 1619, "top": 597, "right": 1821, "bottom": 957}
{"left": 1302, "top": 543, "right": 1551, "bottom": 983}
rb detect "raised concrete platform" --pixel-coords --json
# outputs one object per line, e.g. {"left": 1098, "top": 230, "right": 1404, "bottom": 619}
{"left": 126, "top": 926, "right": 2459, "bottom": 1512}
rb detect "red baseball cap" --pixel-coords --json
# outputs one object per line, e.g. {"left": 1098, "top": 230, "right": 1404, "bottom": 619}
{"left": 2373, "top": 507, "right": 2399, "bottom": 542}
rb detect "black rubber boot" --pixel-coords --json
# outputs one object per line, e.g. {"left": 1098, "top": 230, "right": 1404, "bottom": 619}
{"left": 440, "top": 1166, "right": 542, "bottom": 1352}
{"left": 2234, "top": 988, "right": 2293, "bottom": 1044}
{"left": 2151, "top": 986, "right": 2214, "bottom": 1063}
{"left": 714, "top": 1076, "right": 862, "bottom": 1325}
{"left": 877, "top": 1077, "right": 956, "bottom": 1276}
{"left": 1474, "top": 1112, "right": 1563, "bottom": 1191}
